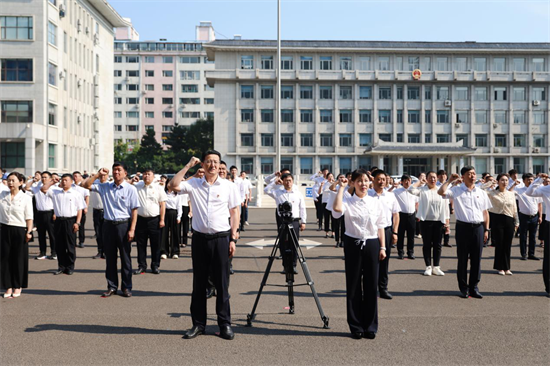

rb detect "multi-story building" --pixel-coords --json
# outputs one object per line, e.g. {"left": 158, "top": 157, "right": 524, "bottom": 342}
{"left": 0, "top": 0, "right": 128, "bottom": 176}
{"left": 113, "top": 21, "right": 216, "bottom": 147}
{"left": 205, "top": 40, "right": 550, "bottom": 179}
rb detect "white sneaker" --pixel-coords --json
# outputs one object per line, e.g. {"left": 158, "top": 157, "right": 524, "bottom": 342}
{"left": 161, "top": 254, "right": 167, "bottom": 260}
{"left": 505, "top": 270, "right": 513, "bottom": 275}
{"left": 172, "top": 254, "right": 178, "bottom": 259}
{"left": 245, "top": 221, "right": 249, "bottom": 226}
{"left": 424, "top": 266, "right": 432, "bottom": 276}
{"left": 432, "top": 266, "right": 445, "bottom": 276}
{"left": 415, "top": 234, "right": 422, "bottom": 239}
{"left": 498, "top": 270, "right": 505, "bottom": 276}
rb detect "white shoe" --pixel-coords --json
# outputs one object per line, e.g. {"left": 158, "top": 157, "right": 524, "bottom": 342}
{"left": 415, "top": 234, "right": 422, "bottom": 239}
{"left": 498, "top": 270, "right": 505, "bottom": 276}
{"left": 424, "top": 266, "right": 432, "bottom": 276}
{"left": 432, "top": 266, "right": 445, "bottom": 276}
{"left": 505, "top": 270, "right": 513, "bottom": 275}
{"left": 245, "top": 221, "right": 249, "bottom": 226}
{"left": 172, "top": 254, "right": 178, "bottom": 259}
{"left": 161, "top": 254, "right": 167, "bottom": 260}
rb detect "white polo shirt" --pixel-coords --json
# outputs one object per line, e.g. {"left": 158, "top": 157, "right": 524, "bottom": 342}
{"left": 31, "top": 183, "right": 54, "bottom": 211}
{"left": 441, "top": 184, "right": 492, "bottom": 223}
{"left": 178, "top": 176, "right": 241, "bottom": 234}
{"left": 165, "top": 191, "right": 183, "bottom": 220}
{"left": 0, "top": 190, "right": 33, "bottom": 227}
{"left": 514, "top": 186, "right": 541, "bottom": 216}
{"left": 135, "top": 181, "right": 167, "bottom": 218}
{"left": 332, "top": 194, "right": 385, "bottom": 240}
{"left": 525, "top": 178, "right": 550, "bottom": 222}
{"left": 368, "top": 189, "right": 400, "bottom": 227}
{"left": 47, "top": 187, "right": 87, "bottom": 218}
{"left": 393, "top": 186, "right": 419, "bottom": 214}
{"left": 264, "top": 183, "right": 307, "bottom": 223}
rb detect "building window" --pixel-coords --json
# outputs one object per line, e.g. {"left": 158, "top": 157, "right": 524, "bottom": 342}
{"left": 396, "top": 86, "right": 403, "bottom": 100}
{"left": 456, "top": 57, "right": 468, "bottom": 71}
{"left": 475, "top": 134, "right": 488, "bottom": 147}
{"left": 474, "top": 57, "right": 486, "bottom": 71}
{"left": 397, "top": 110, "right": 403, "bottom": 123}
{"left": 114, "top": 70, "right": 122, "bottom": 77}
{"left": 281, "top": 56, "right": 293, "bottom": 70}
{"left": 513, "top": 111, "right": 525, "bottom": 124}
{"left": 114, "top": 111, "right": 122, "bottom": 118}
{"left": 145, "top": 84, "right": 154, "bottom": 91}
{"left": 475, "top": 111, "right": 487, "bottom": 124}
{"left": 241, "top": 158, "right": 254, "bottom": 174}
{"left": 261, "top": 133, "right": 273, "bottom": 147}
{"left": 408, "top": 134, "right": 420, "bottom": 143}
{"left": 319, "top": 157, "right": 333, "bottom": 172}
{"left": 425, "top": 87, "right": 432, "bottom": 100}
{"left": 144, "top": 56, "right": 155, "bottom": 63}
{"left": 320, "top": 134, "right": 333, "bottom": 146}
{"left": 300, "top": 85, "right": 313, "bottom": 99}
{"left": 48, "top": 62, "right": 57, "bottom": 86}
{"left": 359, "top": 86, "right": 372, "bottom": 99}
{"left": 436, "top": 134, "right": 450, "bottom": 143}
{"left": 48, "top": 21, "right": 57, "bottom": 45}
{"left": 301, "top": 133, "right": 313, "bottom": 147}
{"left": 281, "top": 109, "right": 294, "bottom": 122}
{"left": 513, "top": 87, "right": 526, "bottom": 101}
{"left": 261, "top": 157, "right": 274, "bottom": 174}
{"left": 339, "top": 134, "right": 352, "bottom": 147}
{"left": 533, "top": 111, "right": 546, "bottom": 125}
{"left": 48, "top": 103, "right": 56, "bottom": 126}
{"left": 493, "top": 58, "right": 506, "bottom": 71}
{"left": 378, "top": 110, "right": 391, "bottom": 123}
{"left": 456, "top": 134, "right": 469, "bottom": 147}
{"left": 339, "top": 110, "right": 352, "bottom": 123}
{"left": 494, "top": 158, "right": 506, "bottom": 173}
{"left": 180, "top": 71, "right": 200, "bottom": 80}
{"left": 494, "top": 87, "right": 507, "bottom": 101}
{"left": 204, "top": 112, "right": 214, "bottom": 119}
{"left": 300, "top": 109, "right": 313, "bottom": 123}
{"left": 379, "top": 87, "right": 391, "bottom": 99}
{"left": 379, "top": 134, "right": 391, "bottom": 142}
{"left": 425, "top": 134, "right": 432, "bottom": 143}
{"left": 145, "top": 112, "right": 154, "bottom": 118}
{"left": 339, "top": 157, "right": 352, "bottom": 174}
{"left": 1, "top": 16, "right": 33, "bottom": 40}
{"left": 181, "top": 112, "right": 200, "bottom": 119}
{"left": 126, "top": 84, "right": 139, "bottom": 91}
{"left": 320, "top": 110, "right": 332, "bottom": 123}
{"left": 241, "top": 55, "right": 254, "bottom": 69}
{"left": 300, "top": 56, "right": 313, "bottom": 70}
{"left": 162, "top": 98, "right": 173, "bottom": 104}
{"left": 204, "top": 98, "right": 214, "bottom": 105}
{"left": 261, "top": 85, "right": 273, "bottom": 99}
{"left": 48, "top": 144, "right": 56, "bottom": 168}
{"left": 126, "top": 98, "right": 138, "bottom": 104}
{"left": 126, "top": 56, "right": 139, "bottom": 63}
{"left": 114, "top": 97, "right": 122, "bottom": 104}
{"left": 436, "top": 110, "right": 449, "bottom": 123}
{"left": 425, "top": 110, "right": 432, "bottom": 123}
{"left": 241, "top": 134, "right": 254, "bottom": 147}
{"left": 162, "top": 56, "right": 173, "bottom": 64}
{"left": 1, "top": 59, "right": 33, "bottom": 81}
{"left": 145, "top": 125, "right": 154, "bottom": 131}
{"left": 162, "top": 70, "right": 173, "bottom": 77}
{"left": 339, "top": 86, "right": 352, "bottom": 99}
{"left": 407, "top": 86, "right": 420, "bottom": 100}
{"left": 162, "top": 84, "right": 173, "bottom": 91}
{"left": 513, "top": 158, "right": 526, "bottom": 174}
{"left": 126, "top": 125, "right": 138, "bottom": 131}
{"left": 408, "top": 110, "right": 420, "bottom": 123}
{"left": 456, "top": 111, "right": 468, "bottom": 123}
{"left": 114, "top": 125, "right": 122, "bottom": 131}
{"left": 261, "top": 109, "right": 273, "bottom": 123}
{"left": 359, "top": 57, "right": 371, "bottom": 70}
{"left": 396, "top": 133, "right": 403, "bottom": 142}
{"left": 395, "top": 57, "right": 403, "bottom": 71}
{"left": 514, "top": 134, "right": 526, "bottom": 147}
{"left": 180, "top": 98, "right": 199, "bottom": 105}
{"left": 300, "top": 157, "right": 313, "bottom": 174}
{"left": 281, "top": 133, "right": 294, "bottom": 147}
{"left": 378, "top": 56, "right": 390, "bottom": 70}
{"left": 281, "top": 85, "right": 294, "bottom": 99}
{"left": 126, "top": 70, "right": 139, "bottom": 77}
{"left": 319, "top": 86, "right": 332, "bottom": 99}
{"left": 114, "top": 56, "right": 122, "bottom": 63}
{"left": 180, "top": 56, "right": 200, "bottom": 64}
{"left": 533, "top": 58, "right": 545, "bottom": 72}
{"left": 114, "top": 84, "right": 122, "bottom": 91}
{"left": 359, "top": 133, "right": 372, "bottom": 147}
{"left": 320, "top": 56, "right": 332, "bottom": 70}
{"left": 436, "top": 86, "right": 449, "bottom": 100}
{"left": 455, "top": 87, "right": 469, "bottom": 100}
{"left": 1, "top": 101, "right": 32, "bottom": 122}
{"left": 435, "top": 57, "right": 448, "bottom": 71}
{"left": 281, "top": 157, "right": 294, "bottom": 173}
{"left": 359, "top": 109, "right": 372, "bottom": 123}
{"left": 241, "top": 109, "right": 254, "bottom": 122}
{"left": 513, "top": 58, "right": 525, "bottom": 72}
{"left": 495, "top": 134, "right": 507, "bottom": 147}
{"left": 340, "top": 57, "right": 352, "bottom": 70}
{"left": 126, "top": 112, "right": 139, "bottom": 118}
{"left": 182, "top": 85, "right": 198, "bottom": 93}
{"left": 533, "top": 134, "right": 545, "bottom": 148}
{"left": 1, "top": 142, "right": 24, "bottom": 168}
{"left": 495, "top": 111, "right": 507, "bottom": 124}
{"left": 406, "top": 56, "right": 419, "bottom": 71}
{"left": 261, "top": 55, "right": 273, "bottom": 70}
{"left": 474, "top": 87, "right": 487, "bottom": 101}
{"left": 533, "top": 87, "right": 546, "bottom": 101}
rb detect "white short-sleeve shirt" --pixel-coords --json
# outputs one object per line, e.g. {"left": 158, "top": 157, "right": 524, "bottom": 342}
{"left": 0, "top": 190, "right": 33, "bottom": 227}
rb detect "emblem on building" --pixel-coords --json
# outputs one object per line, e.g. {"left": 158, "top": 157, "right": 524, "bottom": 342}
{"left": 412, "top": 69, "right": 422, "bottom": 80}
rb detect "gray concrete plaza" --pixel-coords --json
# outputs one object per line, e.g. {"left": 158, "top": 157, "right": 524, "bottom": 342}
{"left": 1, "top": 208, "right": 548, "bottom": 366}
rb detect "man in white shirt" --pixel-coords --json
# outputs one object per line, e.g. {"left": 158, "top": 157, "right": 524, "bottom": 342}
{"left": 264, "top": 173, "right": 307, "bottom": 274}
{"left": 31, "top": 171, "right": 57, "bottom": 260}
{"left": 438, "top": 166, "right": 492, "bottom": 299}
{"left": 90, "top": 173, "right": 108, "bottom": 259}
{"left": 512, "top": 173, "right": 542, "bottom": 260}
{"left": 311, "top": 169, "right": 328, "bottom": 230}
{"left": 133, "top": 168, "right": 167, "bottom": 274}
{"left": 42, "top": 174, "right": 86, "bottom": 276}
{"left": 393, "top": 175, "right": 419, "bottom": 260}
{"left": 171, "top": 151, "right": 240, "bottom": 341}
{"left": 72, "top": 172, "right": 90, "bottom": 248}
{"left": 368, "top": 170, "right": 400, "bottom": 300}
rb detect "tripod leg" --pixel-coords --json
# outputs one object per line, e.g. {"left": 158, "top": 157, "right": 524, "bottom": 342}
{"left": 288, "top": 227, "right": 330, "bottom": 329}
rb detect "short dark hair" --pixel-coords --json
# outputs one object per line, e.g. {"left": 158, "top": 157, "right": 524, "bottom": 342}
{"left": 142, "top": 168, "right": 154, "bottom": 174}
{"left": 220, "top": 160, "right": 227, "bottom": 166}
{"left": 281, "top": 173, "right": 293, "bottom": 180}
{"left": 372, "top": 169, "right": 386, "bottom": 178}
{"left": 460, "top": 166, "right": 475, "bottom": 176}
{"left": 369, "top": 166, "right": 378, "bottom": 172}
{"left": 436, "top": 169, "right": 447, "bottom": 176}
{"left": 345, "top": 172, "right": 352, "bottom": 178}
{"left": 61, "top": 173, "right": 74, "bottom": 181}
{"left": 481, "top": 172, "right": 490, "bottom": 179}
{"left": 72, "top": 171, "right": 82, "bottom": 176}
{"left": 496, "top": 173, "right": 509, "bottom": 182}
{"left": 52, "top": 172, "right": 59, "bottom": 177}
{"left": 34, "top": 170, "right": 41, "bottom": 175}
{"left": 229, "top": 165, "right": 238, "bottom": 171}
{"left": 160, "top": 175, "right": 167, "bottom": 180}
{"left": 351, "top": 168, "right": 368, "bottom": 181}
{"left": 508, "top": 169, "right": 518, "bottom": 176}
{"left": 201, "top": 149, "right": 221, "bottom": 162}
{"left": 401, "top": 174, "right": 411, "bottom": 181}
{"left": 41, "top": 171, "right": 52, "bottom": 178}
{"left": 522, "top": 173, "right": 535, "bottom": 180}
{"left": 321, "top": 168, "right": 329, "bottom": 172}
{"left": 112, "top": 162, "right": 128, "bottom": 172}
{"left": 281, "top": 168, "right": 291, "bottom": 174}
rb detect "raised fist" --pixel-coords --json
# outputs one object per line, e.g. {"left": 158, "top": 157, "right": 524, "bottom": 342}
{"left": 98, "top": 168, "right": 109, "bottom": 177}
{"left": 449, "top": 173, "right": 460, "bottom": 182}
{"left": 340, "top": 177, "right": 349, "bottom": 185}
{"left": 189, "top": 157, "right": 201, "bottom": 167}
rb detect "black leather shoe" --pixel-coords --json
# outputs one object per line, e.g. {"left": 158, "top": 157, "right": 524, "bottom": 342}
{"left": 93, "top": 253, "right": 102, "bottom": 259}
{"left": 219, "top": 325, "right": 235, "bottom": 340}
{"left": 183, "top": 326, "right": 204, "bottom": 339}
{"left": 53, "top": 270, "right": 64, "bottom": 275}
{"left": 229, "top": 268, "right": 234, "bottom": 275}
{"left": 65, "top": 270, "right": 74, "bottom": 275}
{"left": 364, "top": 332, "right": 376, "bottom": 339}
{"left": 133, "top": 268, "right": 145, "bottom": 275}
{"left": 352, "top": 332, "right": 363, "bottom": 339}
{"left": 206, "top": 287, "right": 216, "bottom": 299}
{"left": 408, "top": 255, "right": 416, "bottom": 260}
{"left": 152, "top": 268, "right": 160, "bottom": 274}
{"left": 520, "top": 256, "right": 527, "bottom": 261}
{"left": 77, "top": 243, "right": 85, "bottom": 248}
{"left": 379, "top": 290, "right": 393, "bottom": 300}
{"left": 528, "top": 255, "right": 540, "bottom": 261}
{"left": 397, "top": 253, "right": 404, "bottom": 260}
{"left": 121, "top": 289, "right": 132, "bottom": 298}
{"left": 460, "top": 291, "right": 469, "bottom": 299}
{"left": 470, "top": 290, "right": 483, "bottom": 299}
{"left": 100, "top": 253, "right": 105, "bottom": 259}
{"left": 443, "top": 243, "right": 452, "bottom": 248}
{"left": 102, "top": 289, "right": 117, "bottom": 297}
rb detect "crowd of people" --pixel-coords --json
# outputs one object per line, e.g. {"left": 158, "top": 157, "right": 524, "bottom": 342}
{"left": 0, "top": 159, "right": 549, "bottom": 341}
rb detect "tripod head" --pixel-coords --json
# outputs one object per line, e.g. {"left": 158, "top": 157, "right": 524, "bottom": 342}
{"left": 278, "top": 201, "right": 294, "bottom": 224}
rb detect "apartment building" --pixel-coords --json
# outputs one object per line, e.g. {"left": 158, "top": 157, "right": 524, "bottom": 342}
{"left": 0, "top": 0, "right": 129, "bottom": 175}
{"left": 205, "top": 40, "right": 550, "bottom": 179}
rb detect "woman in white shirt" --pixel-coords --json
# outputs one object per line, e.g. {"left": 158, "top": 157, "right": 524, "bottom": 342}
{"left": 408, "top": 171, "right": 450, "bottom": 276}
{"left": 162, "top": 180, "right": 183, "bottom": 259}
{"left": 333, "top": 169, "right": 386, "bottom": 340}
{"left": 0, "top": 172, "right": 33, "bottom": 298}
{"left": 319, "top": 172, "right": 335, "bottom": 238}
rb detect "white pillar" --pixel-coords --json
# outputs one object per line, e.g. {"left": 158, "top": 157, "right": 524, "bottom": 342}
{"left": 398, "top": 156, "right": 404, "bottom": 176}
{"left": 459, "top": 156, "right": 464, "bottom": 168}
{"left": 378, "top": 155, "right": 384, "bottom": 170}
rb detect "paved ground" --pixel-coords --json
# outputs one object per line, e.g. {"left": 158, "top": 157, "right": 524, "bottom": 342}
{"left": 1, "top": 208, "right": 548, "bottom": 366}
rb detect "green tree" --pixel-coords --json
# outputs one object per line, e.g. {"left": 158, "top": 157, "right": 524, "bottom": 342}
{"left": 114, "top": 141, "right": 140, "bottom": 173}
{"left": 136, "top": 129, "right": 164, "bottom": 172}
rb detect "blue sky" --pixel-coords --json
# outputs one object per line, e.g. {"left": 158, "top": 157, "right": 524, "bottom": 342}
{"left": 109, "top": 0, "right": 550, "bottom": 43}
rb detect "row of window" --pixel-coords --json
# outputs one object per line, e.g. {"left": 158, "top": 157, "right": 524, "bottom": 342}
{"left": 114, "top": 84, "right": 214, "bottom": 93}
{"left": 114, "top": 111, "right": 213, "bottom": 119}
{"left": 238, "top": 108, "right": 547, "bottom": 125}
{"left": 114, "top": 56, "right": 211, "bottom": 64}
{"left": 240, "top": 84, "right": 547, "bottom": 101}
{"left": 240, "top": 54, "right": 547, "bottom": 72}
{"left": 114, "top": 42, "right": 209, "bottom": 54}
{"left": 114, "top": 70, "right": 203, "bottom": 80}
{"left": 246, "top": 156, "right": 366, "bottom": 175}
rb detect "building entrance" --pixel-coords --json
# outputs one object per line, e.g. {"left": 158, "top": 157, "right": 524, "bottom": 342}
{"left": 403, "top": 158, "right": 430, "bottom": 177}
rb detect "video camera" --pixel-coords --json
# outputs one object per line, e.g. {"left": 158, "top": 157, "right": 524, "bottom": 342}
{"left": 278, "top": 201, "right": 293, "bottom": 224}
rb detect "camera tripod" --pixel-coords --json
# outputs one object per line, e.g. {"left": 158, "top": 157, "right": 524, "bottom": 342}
{"left": 246, "top": 219, "right": 330, "bottom": 329}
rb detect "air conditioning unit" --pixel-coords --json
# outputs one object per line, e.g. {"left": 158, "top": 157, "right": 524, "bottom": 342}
{"left": 85, "top": 26, "right": 90, "bottom": 35}
{"left": 533, "top": 148, "right": 540, "bottom": 153}
{"left": 533, "top": 100, "right": 541, "bottom": 106}
{"left": 59, "top": 4, "right": 66, "bottom": 17}
{"left": 493, "top": 147, "right": 500, "bottom": 153}
{"left": 59, "top": 71, "right": 66, "bottom": 79}
{"left": 77, "top": 79, "right": 82, "bottom": 87}
{"left": 169, "top": 104, "right": 174, "bottom": 108}
{"left": 93, "top": 112, "right": 99, "bottom": 120}
{"left": 124, "top": 77, "right": 129, "bottom": 82}
{"left": 77, "top": 115, "right": 82, "bottom": 123}
{"left": 141, "top": 91, "right": 147, "bottom": 95}
{"left": 77, "top": 19, "right": 81, "bottom": 32}
{"left": 455, "top": 123, "right": 460, "bottom": 128}
{"left": 444, "top": 100, "right": 452, "bottom": 107}
{"left": 493, "top": 123, "right": 498, "bottom": 128}
{"left": 93, "top": 33, "right": 99, "bottom": 45}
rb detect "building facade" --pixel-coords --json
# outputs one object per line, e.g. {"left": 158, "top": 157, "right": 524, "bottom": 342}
{"left": 205, "top": 40, "right": 550, "bottom": 179}
{"left": 0, "top": 0, "right": 128, "bottom": 176}
{"left": 113, "top": 21, "right": 216, "bottom": 147}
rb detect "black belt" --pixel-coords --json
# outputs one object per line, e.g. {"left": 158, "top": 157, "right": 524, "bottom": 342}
{"left": 400, "top": 212, "right": 415, "bottom": 217}
{"left": 94, "top": 208, "right": 104, "bottom": 212}
{"left": 138, "top": 215, "right": 159, "bottom": 220}
{"left": 456, "top": 220, "right": 483, "bottom": 228}
{"left": 194, "top": 230, "right": 231, "bottom": 240}
{"left": 56, "top": 216, "right": 76, "bottom": 221}
{"left": 105, "top": 219, "right": 129, "bottom": 225}
{"left": 38, "top": 210, "right": 54, "bottom": 213}
{"left": 166, "top": 208, "right": 177, "bottom": 212}
{"left": 519, "top": 212, "right": 538, "bottom": 218}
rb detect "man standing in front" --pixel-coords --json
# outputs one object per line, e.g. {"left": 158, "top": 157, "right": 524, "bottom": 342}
{"left": 438, "top": 166, "right": 492, "bottom": 299}
{"left": 393, "top": 175, "right": 418, "bottom": 260}
{"left": 72, "top": 172, "right": 90, "bottom": 248}
{"left": 512, "top": 173, "right": 542, "bottom": 260}
{"left": 82, "top": 164, "right": 140, "bottom": 298}
{"left": 170, "top": 151, "right": 240, "bottom": 340}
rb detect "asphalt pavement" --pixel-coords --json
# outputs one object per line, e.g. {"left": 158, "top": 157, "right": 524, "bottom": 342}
{"left": 1, "top": 208, "right": 548, "bottom": 366}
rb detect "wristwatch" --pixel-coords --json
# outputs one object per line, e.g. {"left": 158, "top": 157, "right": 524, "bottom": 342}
{"left": 76, "top": 222, "right": 81, "bottom": 226}
{"left": 392, "top": 231, "right": 398, "bottom": 235}
{"left": 484, "top": 228, "right": 491, "bottom": 232}
{"left": 230, "top": 238, "right": 237, "bottom": 244}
